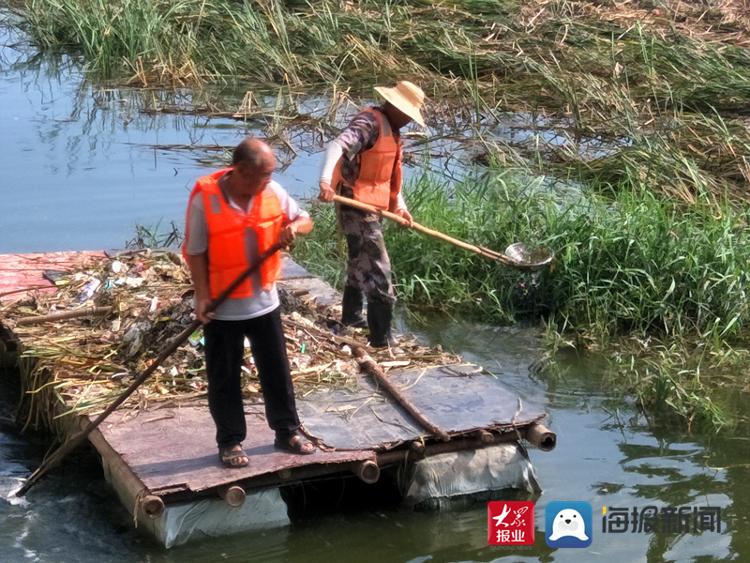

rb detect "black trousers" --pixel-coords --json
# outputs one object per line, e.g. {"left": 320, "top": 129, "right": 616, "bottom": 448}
{"left": 203, "top": 307, "right": 300, "bottom": 448}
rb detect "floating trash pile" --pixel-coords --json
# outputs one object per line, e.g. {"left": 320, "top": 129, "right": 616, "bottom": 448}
{"left": 0, "top": 250, "right": 459, "bottom": 432}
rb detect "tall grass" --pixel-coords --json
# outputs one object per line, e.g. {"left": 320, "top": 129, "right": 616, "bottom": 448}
{"left": 294, "top": 164, "right": 750, "bottom": 429}
{"left": 17, "top": 0, "right": 750, "bottom": 204}
{"left": 19, "top": 1, "right": 750, "bottom": 113}
{"left": 295, "top": 167, "right": 750, "bottom": 341}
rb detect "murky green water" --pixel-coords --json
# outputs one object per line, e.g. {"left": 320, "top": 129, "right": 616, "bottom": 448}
{"left": 1, "top": 16, "right": 748, "bottom": 563}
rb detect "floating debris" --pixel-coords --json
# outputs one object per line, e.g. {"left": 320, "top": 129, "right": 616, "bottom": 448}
{"left": 0, "top": 250, "right": 459, "bottom": 432}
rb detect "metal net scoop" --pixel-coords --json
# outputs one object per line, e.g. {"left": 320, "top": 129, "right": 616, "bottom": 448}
{"left": 332, "top": 194, "right": 555, "bottom": 271}
{"left": 502, "top": 243, "right": 555, "bottom": 270}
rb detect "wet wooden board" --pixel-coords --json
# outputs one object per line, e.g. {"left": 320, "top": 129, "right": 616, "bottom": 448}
{"left": 298, "top": 364, "right": 546, "bottom": 450}
{"left": 93, "top": 364, "right": 543, "bottom": 499}
{"left": 0, "top": 251, "right": 103, "bottom": 303}
{"left": 0, "top": 251, "right": 312, "bottom": 304}
{"left": 96, "top": 406, "right": 374, "bottom": 496}
{"left": 93, "top": 363, "right": 544, "bottom": 498}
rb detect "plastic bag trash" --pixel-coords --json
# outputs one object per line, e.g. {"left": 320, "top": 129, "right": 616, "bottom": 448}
{"left": 122, "top": 321, "right": 151, "bottom": 357}
{"left": 111, "top": 260, "right": 124, "bottom": 274}
{"left": 77, "top": 278, "right": 101, "bottom": 302}
{"left": 188, "top": 330, "right": 203, "bottom": 347}
{"left": 124, "top": 277, "right": 145, "bottom": 288}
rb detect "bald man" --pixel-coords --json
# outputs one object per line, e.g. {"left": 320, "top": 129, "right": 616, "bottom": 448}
{"left": 183, "top": 138, "right": 315, "bottom": 468}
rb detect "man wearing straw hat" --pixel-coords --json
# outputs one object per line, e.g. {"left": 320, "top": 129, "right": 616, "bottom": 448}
{"left": 318, "top": 81, "right": 426, "bottom": 347}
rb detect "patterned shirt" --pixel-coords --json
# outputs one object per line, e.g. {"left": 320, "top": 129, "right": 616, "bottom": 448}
{"left": 335, "top": 106, "right": 402, "bottom": 196}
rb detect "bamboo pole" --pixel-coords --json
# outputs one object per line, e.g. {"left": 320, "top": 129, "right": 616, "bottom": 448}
{"left": 332, "top": 194, "right": 514, "bottom": 265}
{"left": 351, "top": 346, "right": 451, "bottom": 442}
{"left": 351, "top": 460, "right": 380, "bottom": 484}
{"left": 218, "top": 484, "right": 246, "bottom": 508}
{"left": 525, "top": 422, "right": 556, "bottom": 451}
{"left": 16, "top": 243, "right": 285, "bottom": 497}
{"left": 16, "top": 306, "right": 113, "bottom": 326}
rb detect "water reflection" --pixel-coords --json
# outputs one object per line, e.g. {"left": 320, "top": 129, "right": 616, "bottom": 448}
{"left": 1, "top": 13, "right": 747, "bottom": 563}
{"left": 408, "top": 315, "right": 740, "bottom": 562}
{"left": 1, "top": 20, "right": 325, "bottom": 253}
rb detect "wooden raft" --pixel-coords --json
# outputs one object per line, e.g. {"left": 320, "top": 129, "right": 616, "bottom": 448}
{"left": 0, "top": 251, "right": 552, "bottom": 521}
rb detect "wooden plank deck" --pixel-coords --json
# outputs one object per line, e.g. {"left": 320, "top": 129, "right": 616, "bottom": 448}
{"left": 90, "top": 360, "right": 545, "bottom": 503}
{"left": 0, "top": 251, "right": 103, "bottom": 302}
{"left": 95, "top": 405, "right": 375, "bottom": 499}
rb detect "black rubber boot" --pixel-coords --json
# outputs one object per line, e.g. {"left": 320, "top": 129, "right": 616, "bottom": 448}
{"left": 342, "top": 285, "right": 367, "bottom": 328}
{"left": 367, "top": 299, "right": 393, "bottom": 348}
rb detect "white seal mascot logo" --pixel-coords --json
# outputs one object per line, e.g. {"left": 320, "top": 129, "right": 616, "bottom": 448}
{"left": 548, "top": 508, "right": 589, "bottom": 541}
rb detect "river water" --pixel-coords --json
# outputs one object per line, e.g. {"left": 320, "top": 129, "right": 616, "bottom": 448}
{"left": 1, "top": 17, "right": 748, "bottom": 563}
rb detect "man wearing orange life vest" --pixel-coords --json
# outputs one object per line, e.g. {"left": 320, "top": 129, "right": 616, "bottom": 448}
{"left": 319, "top": 81, "right": 426, "bottom": 347}
{"left": 184, "top": 138, "right": 315, "bottom": 468}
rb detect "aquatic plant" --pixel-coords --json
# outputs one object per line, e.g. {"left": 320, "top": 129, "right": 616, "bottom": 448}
{"left": 293, "top": 165, "right": 750, "bottom": 430}
{"left": 296, "top": 167, "right": 750, "bottom": 340}
{"left": 16, "top": 0, "right": 750, "bottom": 204}
{"left": 126, "top": 220, "right": 181, "bottom": 249}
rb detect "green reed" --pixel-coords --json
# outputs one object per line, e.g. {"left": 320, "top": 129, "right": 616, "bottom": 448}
{"left": 295, "top": 165, "right": 750, "bottom": 430}
{"left": 296, "top": 167, "right": 750, "bottom": 340}
{"left": 17, "top": 0, "right": 750, "bottom": 206}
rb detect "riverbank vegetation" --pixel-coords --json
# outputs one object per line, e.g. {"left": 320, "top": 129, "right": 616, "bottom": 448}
{"left": 11, "top": 0, "right": 750, "bottom": 430}
{"left": 295, "top": 167, "right": 750, "bottom": 431}
{"left": 16, "top": 0, "right": 750, "bottom": 202}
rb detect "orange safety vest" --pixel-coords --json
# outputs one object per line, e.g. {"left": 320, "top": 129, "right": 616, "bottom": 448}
{"left": 183, "top": 168, "right": 284, "bottom": 299}
{"left": 332, "top": 107, "right": 402, "bottom": 210}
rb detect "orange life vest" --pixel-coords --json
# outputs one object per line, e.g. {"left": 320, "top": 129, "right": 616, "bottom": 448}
{"left": 183, "top": 168, "right": 284, "bottom": 299}
{"left": 332, "top": 107, "right": 402, "bottom": 210}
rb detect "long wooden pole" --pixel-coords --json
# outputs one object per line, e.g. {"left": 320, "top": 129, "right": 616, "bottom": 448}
{"left": 332, "top": 194, "right": 514, "bottom": 265}
{"left": 16, "top": 243, "right": 284, "bottom": 497}
{"left": 284, "top": 315, "right": 450, "bottom": 440}
{"left": 16, "top": 306, "right": 113, "bottom": 326}
{"left": 351, "top": 346, "right": 450, "bottom": 442}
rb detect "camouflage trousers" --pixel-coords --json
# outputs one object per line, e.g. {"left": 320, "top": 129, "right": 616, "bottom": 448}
{"left": 338, "top": 205, "right": 396, "bottom": 305}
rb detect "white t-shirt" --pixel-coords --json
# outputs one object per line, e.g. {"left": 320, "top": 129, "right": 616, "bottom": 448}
{"left": 185, "top": 178, "right": 309, "bottom": 320}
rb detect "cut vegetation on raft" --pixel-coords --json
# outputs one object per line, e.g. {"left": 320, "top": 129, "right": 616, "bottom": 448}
{"left": 10, "top": 0, "right": 750, "bottom": 430}
{"left": 0, "top": 251, "right": 458, "bottom": 436}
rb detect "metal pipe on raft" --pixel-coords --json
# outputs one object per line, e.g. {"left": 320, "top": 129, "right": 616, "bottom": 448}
{"left": 475, "top": 430, "right": 494, "bottom": 444}
{"left": 218, "top": 485, "right": 246, "bottom": 508}
{"left": 140, "top": 495, "right": 165, "bottom": 519}
{"left": 525, "top": 422, "right": 556, "bottom": 451}
{"left": 351, "top": 460, "right": 381, "bottom": 484}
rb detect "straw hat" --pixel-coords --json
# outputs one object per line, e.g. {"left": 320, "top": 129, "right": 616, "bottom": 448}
{"left": 374, "top": 81, "right": 426, "bottom": 127}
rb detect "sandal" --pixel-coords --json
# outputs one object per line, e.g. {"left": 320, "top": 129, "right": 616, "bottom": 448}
{"left": 274, "top": 432, "right": 316, "bottom": 455}
{"left": 219, "top": 444, "right": 250, "bottom": 468}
